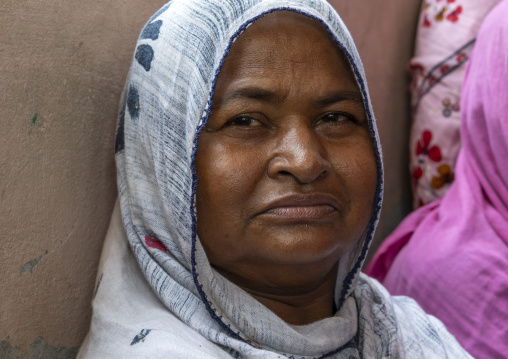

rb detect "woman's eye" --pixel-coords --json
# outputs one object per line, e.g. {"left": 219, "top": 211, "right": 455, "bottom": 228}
{"left": 320, "top": 112, "right": 354, "bottom": 123}
{"left": 226, "top": 115, "right": 262, "bottom": 127}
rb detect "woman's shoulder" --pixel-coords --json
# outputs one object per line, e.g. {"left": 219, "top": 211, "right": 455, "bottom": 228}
{"left": 354, "top": 274, "right": 473, "bottom": 359}
{"left": 78, "top": 321, "right": 233, "bottom": 359}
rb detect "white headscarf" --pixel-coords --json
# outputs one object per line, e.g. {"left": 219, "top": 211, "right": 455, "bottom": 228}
{"left": 79, "top": 1, "right": 472, "bottom": 358}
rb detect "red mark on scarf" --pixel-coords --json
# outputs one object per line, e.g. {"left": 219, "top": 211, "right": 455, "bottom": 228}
{"left": 145, "top": 235, "right": 167, "bottom": 252}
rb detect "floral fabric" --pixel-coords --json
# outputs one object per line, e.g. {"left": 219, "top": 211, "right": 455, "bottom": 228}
{"left": 409, "top": 0, "right": 502, "bottom": 207}
{"left": 367, "top": 2, "right": 508, "bottom": 357}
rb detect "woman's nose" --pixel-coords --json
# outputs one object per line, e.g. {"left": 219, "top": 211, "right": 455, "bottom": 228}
{"left": 267, "top": 123, "right": 331, "bottom": 184}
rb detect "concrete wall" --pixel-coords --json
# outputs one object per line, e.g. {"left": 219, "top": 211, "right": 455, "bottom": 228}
{"left": 0, "top": 0, "right": 421, "bottom": 357}
{"left": 0, "top": 1, "right": 168, "bottom": 357}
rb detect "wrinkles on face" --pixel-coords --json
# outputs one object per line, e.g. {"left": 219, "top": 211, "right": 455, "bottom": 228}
{"left": 195, "top": 11, "right": 377, "bottom": 325}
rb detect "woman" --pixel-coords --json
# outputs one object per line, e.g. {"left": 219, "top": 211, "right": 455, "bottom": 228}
{"left": 367, "top": 1, "right": 508, "bottom": 358}
{"left": 78, "top": 0, "right": 471, "bottom": 357}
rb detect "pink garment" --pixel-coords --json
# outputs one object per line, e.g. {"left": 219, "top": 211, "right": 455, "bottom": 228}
{"left": 366, "top": 1, "right": 508, "bottom": 358}
{"left": 408, "top": 0, "right": 502, "bottom": 208}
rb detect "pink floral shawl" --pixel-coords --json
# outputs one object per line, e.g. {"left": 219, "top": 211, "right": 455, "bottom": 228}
{"left": 366, "top": 1, "right": 508, "bottom": 358}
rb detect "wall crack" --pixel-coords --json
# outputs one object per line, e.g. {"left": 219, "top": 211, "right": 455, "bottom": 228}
{"left": 18, "top": 226, "right": 75, "bottom": 275}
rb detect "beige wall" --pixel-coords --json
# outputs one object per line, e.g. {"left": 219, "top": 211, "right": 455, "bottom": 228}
{"left": 0, "top": 0, "right": 421, "bottom": 357}
{"left": 0, "top": 1, "right": 168, "bottom": 357}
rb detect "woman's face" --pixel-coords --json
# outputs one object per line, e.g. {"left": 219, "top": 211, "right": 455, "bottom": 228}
{"left": 195, "top": 12, "right": 377, "bottom": 293}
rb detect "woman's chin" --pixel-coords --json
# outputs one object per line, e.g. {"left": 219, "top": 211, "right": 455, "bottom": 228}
{"left": 213, "top": 251, "right": 341, "bottom": 295}
{"left": 248, "top": 227, "right": 355, "bottom": 265}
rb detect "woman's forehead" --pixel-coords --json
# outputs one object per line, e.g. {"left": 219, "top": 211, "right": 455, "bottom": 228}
{"left": 220, "top": 12, "right": 355, "bottom": 80}
{"left": 243, "top": 10, "right": 330, "bottom": 32}
{"left": 212, "top": 10, "right": 358, "bottom": 108}
{"left": 229, "top": 11, "right": 345, "bottom": 58}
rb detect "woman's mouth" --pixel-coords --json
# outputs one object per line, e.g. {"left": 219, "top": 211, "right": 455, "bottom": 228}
{"left": 263, "top": 204, "right": 336, "bottom": 219}
{"left": 258, "top": 194, "right": 339, "bottom": 221}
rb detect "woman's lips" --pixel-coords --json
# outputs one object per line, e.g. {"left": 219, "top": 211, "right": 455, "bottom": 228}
{"left": 258, "top": 194, "right": 339, "bottom": 221}
{"left": 264, "top": 205, "right": 335, "bottom": 219}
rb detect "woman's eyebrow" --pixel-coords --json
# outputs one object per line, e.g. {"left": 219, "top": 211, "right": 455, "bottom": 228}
{"left": 212, "top": 87, "right": 364, "bottom": 109}
{"left": 212, "top": 87, "right": 280, "bottom": 110}
{"left": 316, "top": 91, "right": 364, "bottom": 107}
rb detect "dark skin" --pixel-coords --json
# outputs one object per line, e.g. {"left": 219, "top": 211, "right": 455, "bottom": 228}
{"left": 195, "top": 12, "right": 377, "bottom": 325}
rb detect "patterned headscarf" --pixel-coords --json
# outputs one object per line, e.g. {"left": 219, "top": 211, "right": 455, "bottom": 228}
{"left": 79, "top": 1, "right": 472, "bottom": 358}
